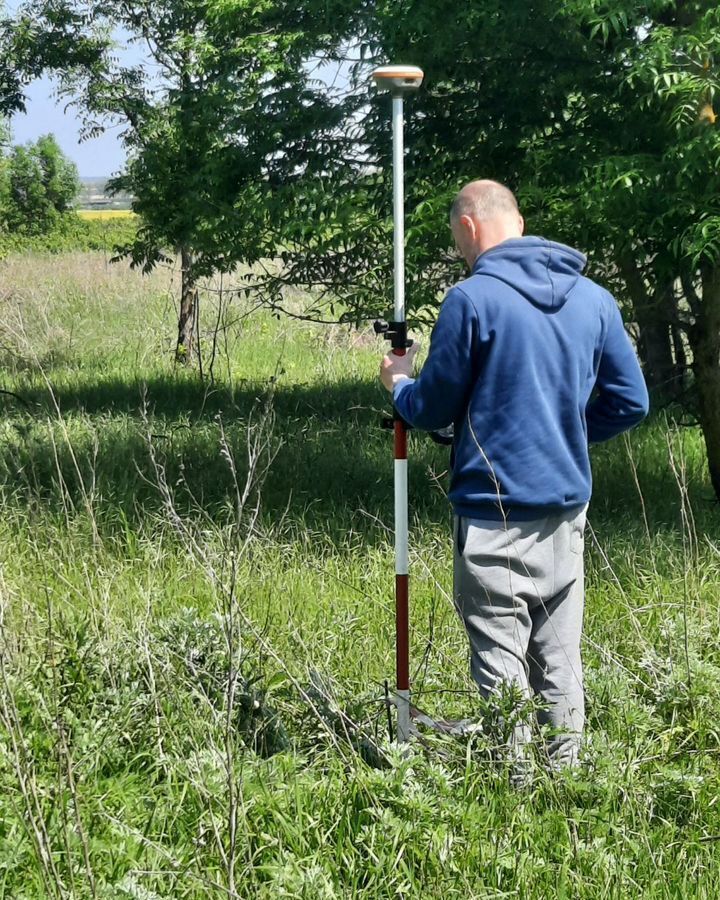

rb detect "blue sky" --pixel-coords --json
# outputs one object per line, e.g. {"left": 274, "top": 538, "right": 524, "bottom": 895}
{"left": 5, "top": 0, "right": 131, "bottom": 177}
{"left": 10, "top": 77, "right": 128, "bottom": 178}
{"left": 4, "top": 2, "right": 351, "bottom": 179}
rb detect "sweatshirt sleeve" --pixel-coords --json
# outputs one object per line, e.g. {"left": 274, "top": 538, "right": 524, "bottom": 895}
{"left": 393, "top": 286, "right": 479, "bottom": 432}
{"left": 586, "top": 298, "right": 649, "bottom": 444}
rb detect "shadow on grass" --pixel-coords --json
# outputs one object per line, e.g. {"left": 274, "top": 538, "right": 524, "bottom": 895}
{"left": 1, "top": 374, "right": 451, "bottom": 545}
{"left": 1, "top": 373, "right": 717, "bottom": 545}
{"left": 19, "top": 371, "right": 365, "bottom": 421}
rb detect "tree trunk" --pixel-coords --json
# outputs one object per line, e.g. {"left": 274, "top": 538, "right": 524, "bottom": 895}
{"left": 671, "top": 323, "right": 688, "bottom": 391}
{"left": 692, "top": 266, "right": 720, "bottom": 501}
{"left": 618, "top": 256, "right": 677, "bottom": 395}
{"left": 637, "top": 298, "right": 676, "bottom": 395}
{"left": 176, "top": 246, "right": 198, "bottom": 364}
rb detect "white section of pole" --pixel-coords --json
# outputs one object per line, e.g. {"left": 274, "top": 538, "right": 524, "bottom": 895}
{"left": 394, "top": 459, "right": 409, "bottom": 576}
{"left": 396, "top": 689, "right": 411, "bottom": 744}
{"left": 392, "top": 95, "right": 405, "bottom": 324}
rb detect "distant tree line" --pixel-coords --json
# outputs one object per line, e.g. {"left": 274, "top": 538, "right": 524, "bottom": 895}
{"left": 1, "top": 0, "right": 720, "bottom": 500}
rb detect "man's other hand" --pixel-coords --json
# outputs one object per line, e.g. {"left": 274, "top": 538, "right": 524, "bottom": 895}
{"left": 380, "top": 343, "right": 420, "bottom": 393}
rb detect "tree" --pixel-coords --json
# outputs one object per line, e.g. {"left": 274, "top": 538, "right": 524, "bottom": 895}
{"left": 519, "top": 0, "right": 720, "bottom": 499}
{"left": 0, "top": 117, "right": 10, "bottom": 150}
{"left": 0, "top": 2, "right": 11, "bottom": 156}
{"left": 0, "top": 134, "right": 80, "bottom": 233}
{"left": 11, "top": 0, "right": 358, "bottom": 362}
{"left": 260, "top": 0, "right": 720, "bottom": 500}
{"left": 274, "top": 2, "right": 605, "bottom": 327}
{"left": 0, "top": 0, "right": 24, "bottom": 118}
{"left": 290, "top": 0, "right": 720, "bottom": 501}
{"left": 1, "top": 0, "right": 106, "bottom": 116}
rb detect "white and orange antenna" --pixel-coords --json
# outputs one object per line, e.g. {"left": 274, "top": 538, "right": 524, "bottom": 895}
{"left": 371, "top": 65, "right": 424, "bottom": 94}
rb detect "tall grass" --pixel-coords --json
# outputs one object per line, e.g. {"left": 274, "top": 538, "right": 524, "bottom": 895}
{"left": 0, "top": 252, "right": 719, "bottom": 897}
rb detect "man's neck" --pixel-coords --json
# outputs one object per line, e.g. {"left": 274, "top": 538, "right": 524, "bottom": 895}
{"left": 480, "top": 232, "right": 523, "bottom": 254}
{"left": 471, "top": 233, "right": 523, "bottom": 266}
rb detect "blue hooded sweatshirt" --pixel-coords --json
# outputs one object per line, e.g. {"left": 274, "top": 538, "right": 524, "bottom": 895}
{"left": 393, "top": 236, "right": 649, "bottom": 521}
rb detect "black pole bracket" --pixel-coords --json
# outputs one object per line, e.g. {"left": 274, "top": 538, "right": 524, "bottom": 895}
{"left": 375, "top": 318, "right": 413, "bottom": 432}
{"left": 373, "top": 319, "right": 413, "bottom": 352}
{"left": 381, "top": 413, "right": 413, "bottom": 431}
{"left": 374, "top": 317, "right": 453, "bottom": 445}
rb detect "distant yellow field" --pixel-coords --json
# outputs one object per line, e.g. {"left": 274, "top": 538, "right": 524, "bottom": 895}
{"left": 77, "top": 209, "right": 135, "bottom": 220}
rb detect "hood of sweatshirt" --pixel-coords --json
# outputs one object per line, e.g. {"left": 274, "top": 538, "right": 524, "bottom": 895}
{"left": 471, "top": 236, "right": 587, "bottom": 311}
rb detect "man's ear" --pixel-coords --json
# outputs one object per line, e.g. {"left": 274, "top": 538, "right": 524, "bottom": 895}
{"left": 518, "top": 215, "right": 525, "bottom": 235}
{"left": 460, "top": 213, "right": 476, "bottom": 241}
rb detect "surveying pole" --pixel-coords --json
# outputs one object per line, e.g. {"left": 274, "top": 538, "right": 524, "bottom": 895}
{"left": 371, "top": 65, "right": 424, "bottom": 745}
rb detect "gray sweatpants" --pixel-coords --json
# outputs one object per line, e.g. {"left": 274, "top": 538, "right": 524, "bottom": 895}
{"left": 453, "top": 507, "right": 587, "bottom": 766}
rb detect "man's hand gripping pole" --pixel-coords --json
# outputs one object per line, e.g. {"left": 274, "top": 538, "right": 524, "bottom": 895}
{"left": 374, "top": 321, "right": 413, "bottom": 431}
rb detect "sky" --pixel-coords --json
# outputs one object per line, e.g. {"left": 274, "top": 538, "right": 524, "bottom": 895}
{"left": 10, "top": 77, "right": 128, "bottom": 178}
{"left": 5, "top": 0, "right": 133, "bottom": 178}
{"left": 4, "top": 3, "right": 351, "bottom": 180}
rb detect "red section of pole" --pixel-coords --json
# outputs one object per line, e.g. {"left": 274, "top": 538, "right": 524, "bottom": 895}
{"left": 393, "top": 418, "right": 407, "bottom": 460}
{"left": 395, "top": 573, "right": 410, "bottom": 691}
{"left": 394, "top": 413, "right": 409, "bottom": 695}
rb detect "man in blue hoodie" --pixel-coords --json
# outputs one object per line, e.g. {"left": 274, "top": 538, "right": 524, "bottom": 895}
{"left": 380, "top": 180, "right": 649, "bottom": 767}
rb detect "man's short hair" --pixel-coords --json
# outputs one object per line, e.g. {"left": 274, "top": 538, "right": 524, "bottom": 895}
{"left": 450, "top": 180, "right": 519, "bottom": 224}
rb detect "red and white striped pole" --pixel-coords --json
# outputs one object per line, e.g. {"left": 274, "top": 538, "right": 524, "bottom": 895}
{"left": 371, "top": 65, "right": 424, "bottom": 744}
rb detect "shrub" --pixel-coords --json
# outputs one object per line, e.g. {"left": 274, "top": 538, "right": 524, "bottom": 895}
{"left": 0, "top": 212, "right": 138, "bottom": 256}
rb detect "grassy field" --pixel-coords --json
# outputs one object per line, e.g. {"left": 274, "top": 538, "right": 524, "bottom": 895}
{"left": 0, "top": 251, "right": 719, "bottom": 898}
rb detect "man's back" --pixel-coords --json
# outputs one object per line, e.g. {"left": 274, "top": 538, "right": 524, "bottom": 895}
{"left": 393, "top": 236, "right": 649, "bottom": 520}
{"left": 380, "top": 184, "right": 650, "bottom": 768}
